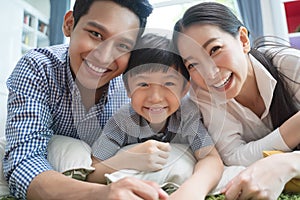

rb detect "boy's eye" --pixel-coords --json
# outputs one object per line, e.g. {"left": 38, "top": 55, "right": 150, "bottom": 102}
{"left": 210, "top": 46, "right": 221, "bottom": 56}
{"left": 165, "top": 82, "right": 175, "bottom": 86}
{"left": 137, "top": 82, "right": 149, "bottom": 87}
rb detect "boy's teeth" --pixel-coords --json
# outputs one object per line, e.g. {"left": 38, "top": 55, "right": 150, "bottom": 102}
{"left": 150, "top": 108, "right": 162, "bottom": 111}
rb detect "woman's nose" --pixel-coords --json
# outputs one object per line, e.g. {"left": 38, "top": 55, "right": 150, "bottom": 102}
{"left": 197, "top": 57, "right": 220, "bottom": 80}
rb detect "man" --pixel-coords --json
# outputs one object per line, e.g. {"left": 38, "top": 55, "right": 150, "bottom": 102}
{"left": 4, "top": 0, "right": 168, "bottom": 199}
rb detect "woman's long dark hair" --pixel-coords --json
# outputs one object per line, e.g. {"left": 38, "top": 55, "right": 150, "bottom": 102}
{"left": 173, "top": 2, "right": 298, "bottom": 129}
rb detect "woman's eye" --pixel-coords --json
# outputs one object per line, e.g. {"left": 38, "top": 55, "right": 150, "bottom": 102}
{"left": 210, "top": 46, "right": 221, "bottom": 55}
{"left": 187, "top": 63, "right": 197, "bottom": 70}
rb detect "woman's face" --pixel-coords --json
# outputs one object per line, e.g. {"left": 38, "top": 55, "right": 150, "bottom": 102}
{"left": 177, "top": 24, "right": 250, "bottom": 99}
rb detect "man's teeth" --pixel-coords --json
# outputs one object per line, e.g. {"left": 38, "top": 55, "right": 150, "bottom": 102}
{"left": 87, "top": 62, "right": 106, "bottom": 73}
{"left": 213, "top": 74, "right": 231, "bottom": 88}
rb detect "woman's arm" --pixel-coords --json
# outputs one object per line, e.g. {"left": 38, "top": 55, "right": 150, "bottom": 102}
{"left": 169, "top": 146, "right": 223, "bottom": 200}
{"left": 223, "top": 151, "right": 300, "bottom": 200}
{"left": 279, "top": 111, "right": 300, "bottom": 149}
{"left": 275, "top": 49, "right": 300, "bottom": 150}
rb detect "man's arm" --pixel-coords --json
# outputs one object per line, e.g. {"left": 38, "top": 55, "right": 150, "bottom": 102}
{"left": 28, "top": 170, "right": 168, "bottom": 200}
{"left": 4, "top": 55, "right": 56, "bottom": 198}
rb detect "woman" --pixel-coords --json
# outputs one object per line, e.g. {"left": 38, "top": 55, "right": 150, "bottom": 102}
{"left": 173, "top": 2, "right": 300, "bottom": 200}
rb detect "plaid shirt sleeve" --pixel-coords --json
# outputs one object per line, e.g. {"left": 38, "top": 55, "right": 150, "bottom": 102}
{"left": 4, "top": 52, "right": 55, "bottom": 199}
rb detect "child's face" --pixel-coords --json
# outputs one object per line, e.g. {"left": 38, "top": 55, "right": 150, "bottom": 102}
{"left": 65, "top": 1, "right": 140, "bottom": 89}
{"left": 128, "top": 67, "right": 189, "bottom": 125}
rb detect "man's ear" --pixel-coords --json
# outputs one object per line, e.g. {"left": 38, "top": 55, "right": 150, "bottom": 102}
{"left": 239, "top": 26, "right": 250, "bottom": 53}
{"left": 62, "top": 11, "right": 74, "bottom": 37}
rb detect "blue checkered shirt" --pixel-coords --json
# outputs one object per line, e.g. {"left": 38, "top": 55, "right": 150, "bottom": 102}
{"left": 4, "top": 44, "right": 129, "bottom": 199}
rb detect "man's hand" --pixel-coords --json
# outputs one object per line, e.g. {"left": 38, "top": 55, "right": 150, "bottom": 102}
{"left": 106, "top": 177, "right": 169, "bottom": 200}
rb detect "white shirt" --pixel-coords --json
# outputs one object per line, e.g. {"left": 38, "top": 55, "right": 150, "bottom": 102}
{"left": 191, "top": 47, "right": 300, "bottom": 166}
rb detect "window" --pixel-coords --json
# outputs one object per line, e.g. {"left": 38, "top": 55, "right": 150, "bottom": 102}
{"left": 146, "top": 0, "right": 239, "bottom": 37}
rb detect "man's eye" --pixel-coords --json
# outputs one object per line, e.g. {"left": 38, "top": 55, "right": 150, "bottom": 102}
{"left": 118, "top": 43, "right": 131, "bottom": 51}
{"left": 89, "top": 31, "right": 102, "bottom": 38}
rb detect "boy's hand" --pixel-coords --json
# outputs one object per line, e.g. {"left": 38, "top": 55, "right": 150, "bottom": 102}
{"left": 120, "top": 140, "right": 171, "bottom": 171}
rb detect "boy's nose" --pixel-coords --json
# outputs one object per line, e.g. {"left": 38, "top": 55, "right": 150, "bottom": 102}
{"left": 148, "top": 85, "right": 164, "bottom": 102}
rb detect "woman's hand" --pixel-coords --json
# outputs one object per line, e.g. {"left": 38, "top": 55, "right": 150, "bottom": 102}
{"left": 222, "top": 153, "right": 299, "bottom": 200}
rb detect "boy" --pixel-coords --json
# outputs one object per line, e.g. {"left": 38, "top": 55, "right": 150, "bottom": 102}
{"left": 4, "top": 1, "right": 168, "bottom": 200}
{"left": 88, "top": 34, "right": 223, "bottom": 199}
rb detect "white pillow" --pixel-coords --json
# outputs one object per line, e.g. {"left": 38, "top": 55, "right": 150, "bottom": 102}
{"left": 0, "top": 135, "right": 95, "bottom": 197}
{"left": 0, "top": 136, "right": 246, "bottom": 196}
{"left": 47, "top": 135, "right": 95, "bottom": 173}
{"left": 105, "top": 143, "right": 246, "bottom": 195}
{"left": 105, "top": 144, "right": 195, "bottom": 185}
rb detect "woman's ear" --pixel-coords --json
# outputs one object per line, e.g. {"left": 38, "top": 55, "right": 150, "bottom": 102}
{"left": 62, "top": 11, "right": 74, "bottom": 37}
{"left": 239, "top": 26, "right": 250, "bottom": 53}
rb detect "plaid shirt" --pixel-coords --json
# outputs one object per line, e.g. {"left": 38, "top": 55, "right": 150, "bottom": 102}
{"left": 92, "top": 96, "right": 213, "bottom": 161}
{"left": 4, "top": 44, "right": 129, "bottom": 199}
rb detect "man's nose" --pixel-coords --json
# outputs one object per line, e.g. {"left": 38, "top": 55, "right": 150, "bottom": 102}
{"left": 92, "top": 41, "right": 115, "bottom": 65}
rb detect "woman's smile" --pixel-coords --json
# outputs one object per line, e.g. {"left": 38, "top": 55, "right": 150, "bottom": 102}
{"left": 213, "top": 72, "right": 233, "bottom": 91}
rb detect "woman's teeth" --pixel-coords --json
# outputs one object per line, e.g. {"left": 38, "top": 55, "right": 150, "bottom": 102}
{"left": 213, "top": 73, "right": 232, "bottom": 88}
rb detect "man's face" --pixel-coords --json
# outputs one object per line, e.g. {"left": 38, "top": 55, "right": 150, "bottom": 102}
{"left": 66, "top": 1, "right": 140, "bottom": 89}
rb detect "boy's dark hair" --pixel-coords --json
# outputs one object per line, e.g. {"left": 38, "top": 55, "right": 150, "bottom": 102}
{"left": 123, "top": 33, "right": 190, "bottom": 91}
{"left": 73, "top": 0, "right": 153, "bottom": 31}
